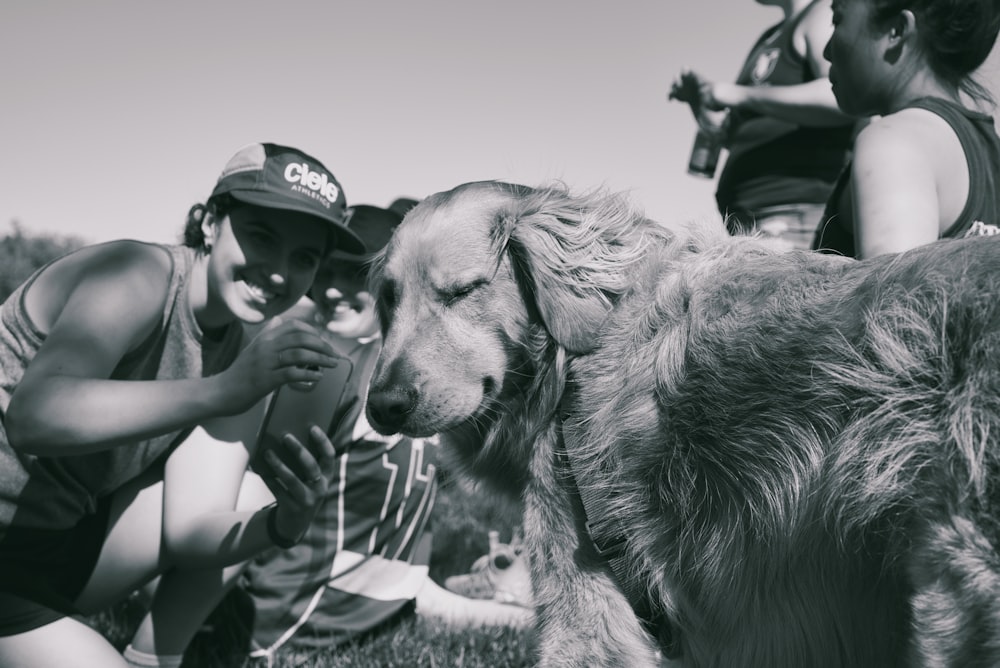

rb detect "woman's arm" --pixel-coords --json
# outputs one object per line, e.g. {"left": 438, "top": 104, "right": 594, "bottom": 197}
{"left": 709, "top": 78, "right": 850, "bottom": 127}
{"left": 161, "top": 406, "right": 337, "bottom": 568}
{"left": 4, "top": 243, "right": 213, "bottom": 452}
{"left": 706, "top": 1, "right": 852, "bottom": 128}
{"left": 6, "top": 246, "right": 337, "bottom": 455}
{"left": 851, "top": 116, "right": 941, "bottom": 258}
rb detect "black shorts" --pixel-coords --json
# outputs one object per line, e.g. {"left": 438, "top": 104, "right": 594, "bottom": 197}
{"left": 0, "top": 495, "right": 111, "bottom": 636}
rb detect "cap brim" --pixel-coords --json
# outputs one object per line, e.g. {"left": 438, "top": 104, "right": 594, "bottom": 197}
{"left": 228, "top": 190, "right": 366, "bottom": 254}
{"left": 328, "top": 249, "right": 378, "bottom": 263}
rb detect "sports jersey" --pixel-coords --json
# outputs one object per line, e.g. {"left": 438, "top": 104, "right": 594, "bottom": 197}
{"left": 715, "top": 0, "right": 854, "bottom": 224}
{"left": 239, "top": 310, "right": 439, "bottom": 658}
{"left": 814, "top": 97, "right": 1000, "bottom": 257}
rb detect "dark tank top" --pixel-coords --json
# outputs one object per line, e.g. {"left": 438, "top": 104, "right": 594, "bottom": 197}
{"left": 716, "top": 0, "right": 854, "bottom": 216}
{"left": 814, "top": 97, "right": 1000, "bottom": 257}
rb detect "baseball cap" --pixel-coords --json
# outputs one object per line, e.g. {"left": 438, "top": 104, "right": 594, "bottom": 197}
{"left": 209, "top": 143, "right": 365, "bottom": 254}
{"left": 330, "top": 204, "right": 407, "bottom": 260}
{"left": 387, "top": 197, "right": 420, "bottom": 219}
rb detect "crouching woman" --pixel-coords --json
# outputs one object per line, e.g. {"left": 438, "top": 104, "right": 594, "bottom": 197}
{"left": 0, "top": 143, "right": 364, "bottom": 668}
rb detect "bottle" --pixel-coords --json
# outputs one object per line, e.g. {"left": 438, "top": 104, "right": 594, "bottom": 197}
{"left": 687, "top": 128, "right": 723, "bottom": 179}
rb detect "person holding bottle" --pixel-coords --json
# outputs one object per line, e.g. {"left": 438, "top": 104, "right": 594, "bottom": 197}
{"left": 670, "top": 0, "right": 856, "bottom": 251}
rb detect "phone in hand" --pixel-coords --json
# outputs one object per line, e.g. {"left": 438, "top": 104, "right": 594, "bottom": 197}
{"left": 258, "top": 354, "right": 355, "bottom": 455}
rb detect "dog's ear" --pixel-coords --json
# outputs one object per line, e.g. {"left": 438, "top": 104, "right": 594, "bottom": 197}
{"left": 490, "top": 183, "right": 656, "bottom": 354}
{"left": 501, "top": 213, "right": 614, "bottom": 355}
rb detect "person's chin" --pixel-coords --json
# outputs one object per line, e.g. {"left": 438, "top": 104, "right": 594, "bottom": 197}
{"left": 230, "top": 300, "right": 268, "bottom": 325}
{"left": 325, "top": 312, "right": 378, "bottom": 339}
{"left": 325, "top": 320, "right": 366, "bottom": 339}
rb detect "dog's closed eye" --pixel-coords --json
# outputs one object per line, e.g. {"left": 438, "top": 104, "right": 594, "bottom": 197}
{"left": 376, "top": 279, "right": 397, "bottom": 321}
{"left": 440, "top": 279, "right": 487, "bottom": 306}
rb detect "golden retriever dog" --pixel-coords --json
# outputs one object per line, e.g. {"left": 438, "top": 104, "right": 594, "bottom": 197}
{"left": 365, "top": 181, "right": 1000, "bottom": 667}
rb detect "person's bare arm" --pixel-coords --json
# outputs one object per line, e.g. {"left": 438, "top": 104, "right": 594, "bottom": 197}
{"left": 6, "top": 245, "right": 338, "bottom": 455}
{"left": 4, "top": 243, "right": 222, "bottom": 453}
{"left": 161, "top": 406, "right": 336, "bottom": 568}
{"left": 851, "top": 117, "right": 941, "bottom": 258}
{"left": 705, "top": 1, "right": 852, "bottom": 127}
{"left": 709, "top": 78, "right": 849, "bottom": 127}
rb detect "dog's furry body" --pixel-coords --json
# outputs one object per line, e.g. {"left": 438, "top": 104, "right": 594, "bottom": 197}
{"left": 366, "top": 181, "right": 1000, "bottom": 667}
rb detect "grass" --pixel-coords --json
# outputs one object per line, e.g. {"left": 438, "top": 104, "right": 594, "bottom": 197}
{"left": 84, "top": 470, "right": 538, "bottom": 667}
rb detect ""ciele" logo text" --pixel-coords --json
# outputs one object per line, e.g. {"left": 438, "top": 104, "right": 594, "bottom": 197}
{"left": 284, "top": 163, "right": 339, "bottom": 202}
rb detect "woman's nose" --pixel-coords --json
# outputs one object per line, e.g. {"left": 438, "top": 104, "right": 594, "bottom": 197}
{"left": 265, "top": 251, "right": 291, "bottom": 286}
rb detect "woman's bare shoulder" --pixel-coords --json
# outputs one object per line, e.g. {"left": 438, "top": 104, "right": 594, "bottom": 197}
{"left": 38, "top": 239, "right": 172, "bottom": 282}
{"left": 868, "top": 106, "right": 958, "bottom": 140}
{"left": 856, "top": 108, "right": 964, "bottom": 172}
{"left": 25, "top": 240, "right": 175, "bottom": 334}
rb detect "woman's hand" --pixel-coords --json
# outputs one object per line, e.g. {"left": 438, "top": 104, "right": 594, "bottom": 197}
{"left": 218, "top": 318, "right": 339, "bottom": 415}
{"left": 669, "top": 69, "right": 731, "bottom": 138}
{"left": 257, "top": 424, "right": 338, "bottom": 545}
{"left": 669, "top": 69, "right": 706, "bottom": 106}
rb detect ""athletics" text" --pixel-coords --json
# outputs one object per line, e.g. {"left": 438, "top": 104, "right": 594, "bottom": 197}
{"left": 284, "top": 163, "right": 339, "bottom": 203}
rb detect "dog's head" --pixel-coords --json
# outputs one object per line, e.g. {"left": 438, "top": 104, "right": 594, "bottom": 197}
{"left": 365, "top": 180, "right": 663, "bottom": 467}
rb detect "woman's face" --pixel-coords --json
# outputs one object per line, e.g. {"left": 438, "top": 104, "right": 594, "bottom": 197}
{"left": 310, "top": 255, "right": 380, "bottom": 340}
{"left": 825, "top": 0, "right": 891, "bottom": 116}
{"left": 203, "top": 204, "right": 329, "bottom": 327}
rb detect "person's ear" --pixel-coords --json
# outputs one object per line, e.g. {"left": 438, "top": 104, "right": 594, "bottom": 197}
{"left": 883, "top": 10, "right": 915, "bottom": 63}
{"left": 889, "top": 10, "right": 916, "bottom": 43}
{"left": 201, "top": 212, "right": 217, "bottom": 252}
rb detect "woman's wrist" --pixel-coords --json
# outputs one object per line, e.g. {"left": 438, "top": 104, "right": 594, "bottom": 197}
{"left": 265, "top": 503, "right": 305, "bottom": 549}
{"left": 204, "top": 368, "right": 243, "bottom": 416}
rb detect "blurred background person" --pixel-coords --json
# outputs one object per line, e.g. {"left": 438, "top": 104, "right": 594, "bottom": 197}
{"left": 670, "top": 0, "right": 856, "bottom": 251}
{"left": 813, "top": 0, "right": 1000, "bottom": 258}
{"left": 387, "top": 197, "right": 420, "bottom": 220}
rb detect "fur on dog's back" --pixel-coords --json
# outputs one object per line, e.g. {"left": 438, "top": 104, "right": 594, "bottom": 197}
{"left": 567, "top": 239, "right": 1000, "bottom": 665}
{"left": 367, "top": 180, "right": 1000, "bottom": 667}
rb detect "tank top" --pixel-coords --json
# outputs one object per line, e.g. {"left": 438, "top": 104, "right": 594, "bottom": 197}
{"left": 814, "top": 97, "right": 1000, "bottom": 257}
{"left": 0, "top": 243, "right": 243, "bottom": 534}
{"left": 716, "top": 0, "right": 854, "bottom": 216}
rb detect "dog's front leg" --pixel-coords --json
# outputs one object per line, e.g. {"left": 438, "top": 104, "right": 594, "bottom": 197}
{"left": 524, "top": 422, "right": 662, "bottom": 667}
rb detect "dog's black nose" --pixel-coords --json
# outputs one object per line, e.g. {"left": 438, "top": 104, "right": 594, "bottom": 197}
{"left": 366, "top": 386, "right": 417, "bottom": 434}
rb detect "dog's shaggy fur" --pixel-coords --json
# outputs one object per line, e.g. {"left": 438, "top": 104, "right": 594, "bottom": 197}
{"left": 365, "top": 181, "right": 1000, "bottom": 667}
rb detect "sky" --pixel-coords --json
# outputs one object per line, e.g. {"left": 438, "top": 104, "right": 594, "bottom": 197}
{"left": 3, "top": 1, "right": 999, "bottom": 246}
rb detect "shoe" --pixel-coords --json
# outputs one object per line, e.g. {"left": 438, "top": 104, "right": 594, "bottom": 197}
{"left": 444, "top": 530, "right": 534, "bottom": 608}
